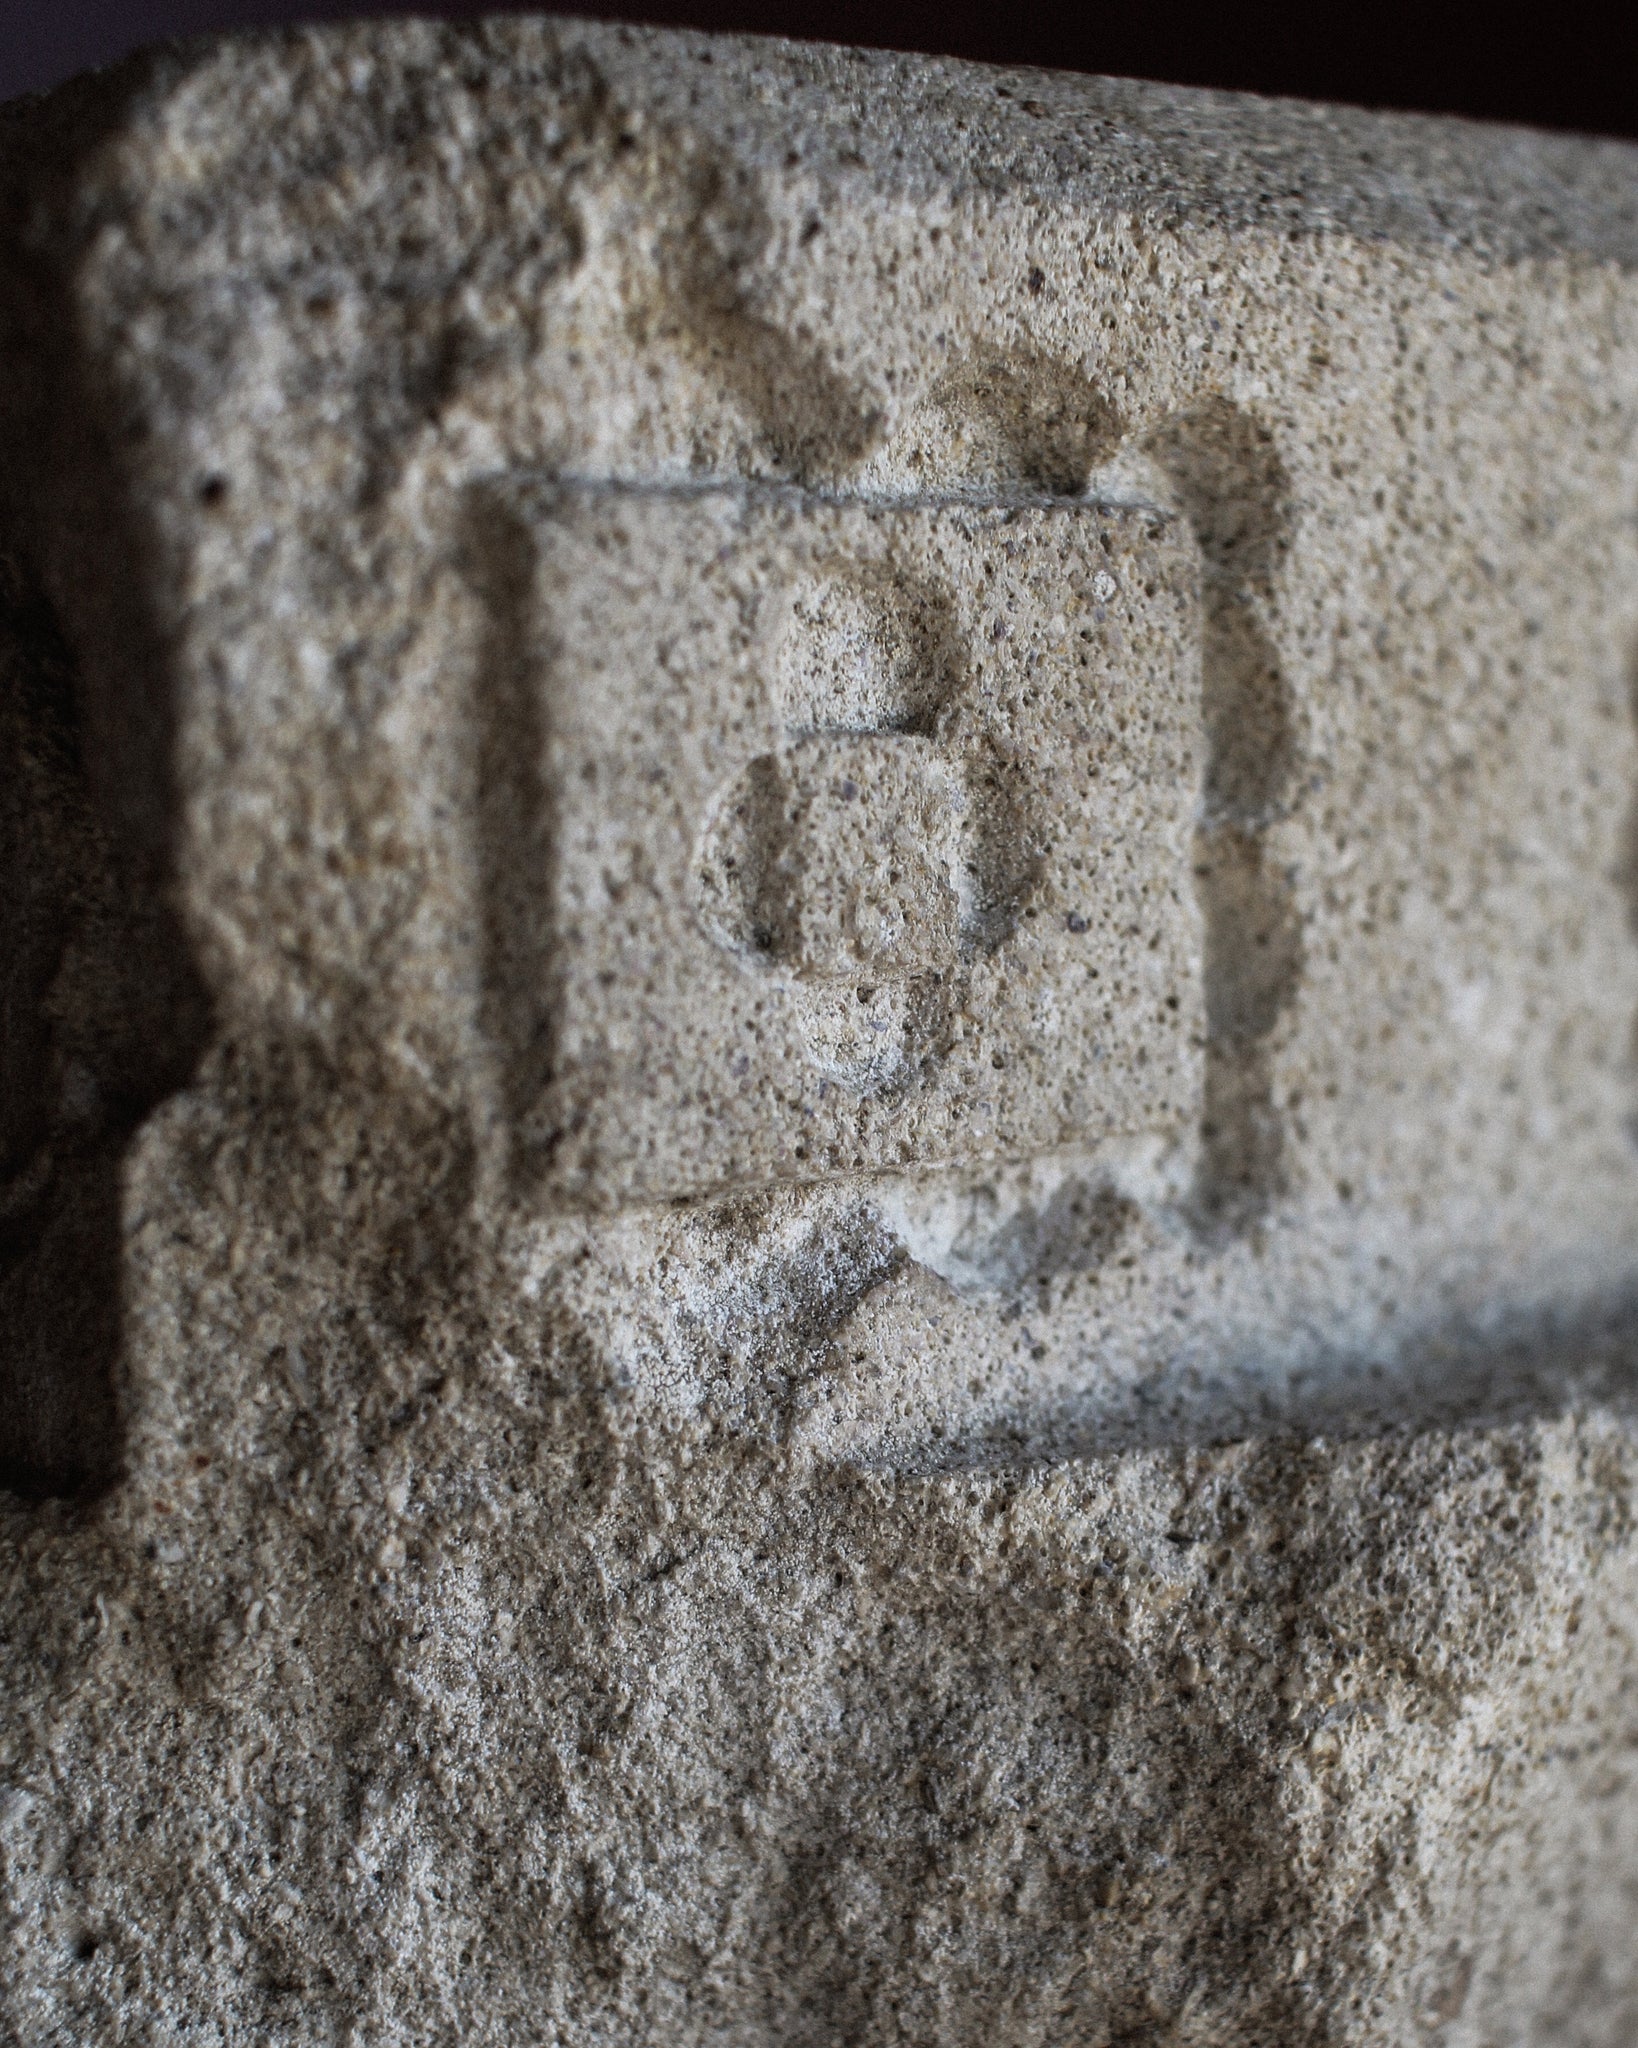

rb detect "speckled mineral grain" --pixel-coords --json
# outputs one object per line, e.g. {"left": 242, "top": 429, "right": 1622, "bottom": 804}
{"left": 4, "top": 19, "right": 1638, "bottom": 2046}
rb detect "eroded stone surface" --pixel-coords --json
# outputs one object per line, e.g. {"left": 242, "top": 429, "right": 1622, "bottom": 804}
{"left": 2, "top": 19, "right": 1638, "bottom": 2045}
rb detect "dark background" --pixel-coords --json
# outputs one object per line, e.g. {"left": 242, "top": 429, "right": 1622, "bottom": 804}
{"left": 4, "top": 0, "right": 1637, "bottom": 140}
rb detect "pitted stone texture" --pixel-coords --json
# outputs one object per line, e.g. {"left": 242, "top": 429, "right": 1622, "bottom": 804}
{"left": 3, "top": 19, "right": 1638, "bottom": 2047}
{"left": 484, "top": 482, "right": 1202, "bottom": 1207}
{"left": 4, "top": 1192, "right": 1637, "bottom": 2048}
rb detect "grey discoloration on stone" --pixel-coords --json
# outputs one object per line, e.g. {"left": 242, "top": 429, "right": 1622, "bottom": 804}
{"left": 3, "top": 19, "right": 1638, "bottom": 2044}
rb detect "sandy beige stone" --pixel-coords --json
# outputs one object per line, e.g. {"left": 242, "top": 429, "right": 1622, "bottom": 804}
{"left": 3, "top": 18, "right": 1638, "bottom": 2044}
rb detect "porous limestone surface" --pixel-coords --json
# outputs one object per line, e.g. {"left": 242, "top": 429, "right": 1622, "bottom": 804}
{"left": 3, "top": 19, "right": 1638, "bottom": 2044}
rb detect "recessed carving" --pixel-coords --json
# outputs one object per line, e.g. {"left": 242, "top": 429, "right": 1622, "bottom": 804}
{"left": 475, "top": 479, "right": 1205, "bottom": 1210}
{"left": 0, "top": 550, "right": 209, "bottom": 1497}
{"left": 701, "top": 736, "right": 969, "bottom": 979}
{"left": 1147, "top": 401, "right": 1300, "bottom": 1234}
{"left": 696, "top": 560, "right": 1030, "bottom": 1096}
{"left": 772, "top": 568, "right": 956, "bottom": 736}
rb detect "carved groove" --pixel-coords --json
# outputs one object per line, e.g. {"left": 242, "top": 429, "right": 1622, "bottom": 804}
{"left": 665, "top": 152, "right": 884, "bottom": 481}
{"left": 1148, "top": 401, "right": 1300, "bottom": 1235}
{"left": 463, "top": 491, "right": 564, "bottom": 1192}
{"left": 696, "top": 551, "right": 1038, "bottom": 1098}
{"left": 1623, "top": 642, "right": 1638, "bottom": 1136}
{"left": 918, "top": 350, "right": 1125, "bottom": 498}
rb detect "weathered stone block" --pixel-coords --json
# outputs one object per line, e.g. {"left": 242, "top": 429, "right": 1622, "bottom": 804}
{"left": 2, "top": 19, "right": 1638, "bottom": 2046}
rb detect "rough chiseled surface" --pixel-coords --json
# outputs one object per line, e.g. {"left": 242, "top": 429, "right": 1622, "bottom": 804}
{"left": 3, "top": 19, "right": 1638, "bottom": 2044}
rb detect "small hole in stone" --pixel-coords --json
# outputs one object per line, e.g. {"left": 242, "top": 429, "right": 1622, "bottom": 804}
{"left": 198, "top": 476, "right": 229, "bottom": 507}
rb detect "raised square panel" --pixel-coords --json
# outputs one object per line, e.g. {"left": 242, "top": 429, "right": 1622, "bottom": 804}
{"left": 481, "top": 480, "right": 1205, "bottom": 1209}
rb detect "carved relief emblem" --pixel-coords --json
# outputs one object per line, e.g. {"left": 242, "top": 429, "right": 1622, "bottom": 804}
{"left": 695, "top": 562, "right": 1037, "bottom": 1095}
{"left": 475, "top": 480, "right": 1205, "bottom": 1210}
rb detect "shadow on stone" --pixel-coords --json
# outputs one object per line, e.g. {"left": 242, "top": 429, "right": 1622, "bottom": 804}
{"left": 0, "top": 72, "right": 213, "bottom": 1497}
{"left": 1147, "top": 399, "right": 1302, "bottom": 1237}
{"left": 462, "top": 486, "right": 564, "bottom": 1193}
{"left": 1618, "top": 634, "right": 1638, "bottom": 1139}
{"left": 0, "top": 555, "right": 208, "bottom": 1499}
